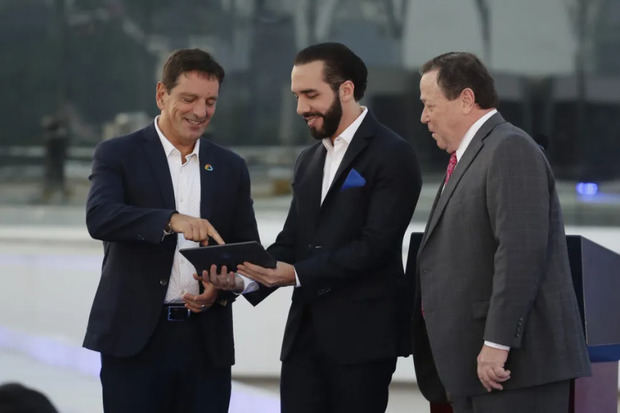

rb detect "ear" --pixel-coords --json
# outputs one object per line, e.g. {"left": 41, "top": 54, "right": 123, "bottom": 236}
{"left": 339, "top": 80, "right": 355, "bottom": 103}
{"left": 155, "top": 82, "right": 167, "bottom": 111}
{"left": 460, "top": 88, "right": 476, "bottom": 113}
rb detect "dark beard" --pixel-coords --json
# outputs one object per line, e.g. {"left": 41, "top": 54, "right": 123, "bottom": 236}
{"left": 306, "top": 95, "right": 343, "bottom": 140}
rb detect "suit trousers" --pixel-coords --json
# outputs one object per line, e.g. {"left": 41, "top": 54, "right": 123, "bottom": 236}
{"left": 451, "top": 380, "right": 570, "bottom": 413}
{"left": 280, "top": 310, "right": 396, "bottom": 413}
{"left": 100, "top": 308, "right": 231, "bottom": 413}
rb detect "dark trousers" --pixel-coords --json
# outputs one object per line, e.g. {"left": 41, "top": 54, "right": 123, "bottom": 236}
{"left": 281, "top": 312, "right": 396, "bottom": 413}
{"left": 452, "top": 380, "right": 570, "bottom": 413}
{"left": 100, "top": 308, "right": 231, "bottom": 413}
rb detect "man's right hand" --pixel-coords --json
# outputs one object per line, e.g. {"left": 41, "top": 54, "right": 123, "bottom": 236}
{"left": 168, "top": 213, "right": 225, "bottom": 245}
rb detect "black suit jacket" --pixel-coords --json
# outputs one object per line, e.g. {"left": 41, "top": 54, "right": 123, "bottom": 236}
{"left": 83, "top": 123, "right": 259, "bottom": 365}
{"left": 249, "top": 112, "right": 421, "bottom": 364}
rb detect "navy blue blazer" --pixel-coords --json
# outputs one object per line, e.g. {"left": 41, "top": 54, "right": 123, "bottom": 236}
{"left": 83, "top": 123, "right": 259, "bottom": 365}
{"left": 247, "top": 112, "right": 422, "bottom": 364}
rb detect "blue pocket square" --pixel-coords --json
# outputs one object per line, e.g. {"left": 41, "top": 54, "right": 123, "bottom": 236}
{"left": 341, "top": 168, "right": 366, "bottom": 191}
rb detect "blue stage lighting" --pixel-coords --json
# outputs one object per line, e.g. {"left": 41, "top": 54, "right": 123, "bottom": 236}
{"left": 576, "top": 182, "right": 598, "bottom": 196}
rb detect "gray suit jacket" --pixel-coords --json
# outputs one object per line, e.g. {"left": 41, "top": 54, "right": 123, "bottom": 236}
{"left": 412, "top": 113, "right": 590, "bottom": 401}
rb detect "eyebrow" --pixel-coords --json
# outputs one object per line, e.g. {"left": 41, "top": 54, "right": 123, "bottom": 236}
{"left": 180, "top": 92, "right": 217, "bottom": 101}
{"left": 295, "top": 88, "right": 318, "bottom": 95}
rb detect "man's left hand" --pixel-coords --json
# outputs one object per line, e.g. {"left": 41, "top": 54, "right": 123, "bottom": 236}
{"left": 237, "top": 261, "right": 296, "bottom": 287}
{"left": 196, "top": 266, "right": 245, "bottom": 293}
{"left": 477, "top": 344, "right": 511, "bottom": 392}
{"left": 183, "top": 277, "right": 218, "bottom": 313}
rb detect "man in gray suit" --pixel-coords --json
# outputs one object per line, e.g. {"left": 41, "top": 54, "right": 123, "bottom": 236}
{"left": 411, "top": 52, "right": 591, "bottom": 412}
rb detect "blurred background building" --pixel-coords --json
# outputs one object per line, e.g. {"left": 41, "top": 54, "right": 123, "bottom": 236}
{"left": 1, "top": 0, "right": 620, "bottom": 188}
{"left": 1, "top": 1, "right": 619, "bottom": 412}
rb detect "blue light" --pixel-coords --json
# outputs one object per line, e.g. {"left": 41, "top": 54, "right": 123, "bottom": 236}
{"left": 576, "top": 182, "right": 598, "bottom": 196}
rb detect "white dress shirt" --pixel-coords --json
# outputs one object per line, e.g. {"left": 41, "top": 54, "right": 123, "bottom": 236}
{"left": 154, "top": 118, "right": 257, "bottom": 299}
{"left": 454, "top": 109, "right": 497, "bottom": 162}
{"left": 155, "top": 117, "right": 202, "bottom": 303}
{"left": 321, "top": 107, "right": 368, "bottom": 203}
{"left": 450, "top": 109, "right": 508, "bottom": 351}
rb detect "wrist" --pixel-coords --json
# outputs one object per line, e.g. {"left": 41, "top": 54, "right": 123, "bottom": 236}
{"left": 163, "top": 212, "right": 178, "bottom": 236}
{"left": 163, "top": 221, "right": 174, "bottom": 236}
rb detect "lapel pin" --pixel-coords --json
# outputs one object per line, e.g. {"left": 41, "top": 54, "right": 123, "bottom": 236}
{"left": 204, "top": 163, "right": 214, "bottom": 171}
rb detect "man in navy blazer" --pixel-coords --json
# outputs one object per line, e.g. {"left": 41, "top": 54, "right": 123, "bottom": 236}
{"left": 83, "top": 49, "right": 260, "bottom": 413}
{"left": 215, "top": 43, "right": 422, "bottom": 413}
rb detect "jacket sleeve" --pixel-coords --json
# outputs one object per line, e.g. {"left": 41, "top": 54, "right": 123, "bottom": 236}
{"left": 86, "top": 139, "right": 176, "bottom": 244}
{"left": 243, "top": 152, "right": 303, "bottom": 306}
{"left": 483, "top": 133, "right": 551, "bottom": 347}
{"left": 265, "top": 148, "right": 305, "bottom": 264}
{"left": 229, "top": 158, "right": 261, "bottom": 244}
{"left": 222, "top": 157, "right": 265, "bottom": 306}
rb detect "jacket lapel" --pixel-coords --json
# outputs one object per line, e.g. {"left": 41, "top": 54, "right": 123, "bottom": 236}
{"left": 321, "top": 112, "right": 375, "bottom": 207}
{"left": 198, "top": 138, "right": 216, "bottom": 220}
{"left": 142, "top": 125, "right": 176, "bottom": 209}
{"left": 297, "top": 144, "right": 327, "bottom": 230}
{"left": 418, "top": 113, "right": 506, "bottom": 254}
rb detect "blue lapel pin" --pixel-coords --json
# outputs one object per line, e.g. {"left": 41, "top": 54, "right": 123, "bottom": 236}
{"left": 204, "top": 163, "right": 214, "bottom": 171}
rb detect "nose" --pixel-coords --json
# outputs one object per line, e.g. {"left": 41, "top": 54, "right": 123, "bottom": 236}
{"left": 193, "top": 100, "right": 208, "bottom": 119}
{"left": 296, "top": 98, "right": 309, "bottom": 116}
{"left": 420, "top": 107, "right": 429, "bottom": 124}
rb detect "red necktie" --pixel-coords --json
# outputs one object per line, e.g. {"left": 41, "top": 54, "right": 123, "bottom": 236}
{"left": 444, "top": 152, "right": 458, "bottom": 185}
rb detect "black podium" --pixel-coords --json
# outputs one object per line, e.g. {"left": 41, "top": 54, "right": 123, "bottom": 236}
{"left": 567, "top": 235, "right": 620, "bottom": 413}
{"left": 406, "top": 233, "right": 620, "bottom": 413}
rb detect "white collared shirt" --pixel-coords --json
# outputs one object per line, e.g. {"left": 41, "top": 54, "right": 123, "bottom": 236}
{"left": 454, "top": 109, "right": 497, "bottom": 162}
{"left": 441, "top": 110, "right": 497, "bottom": 194}
{"left": 320, "top": 107, "right": 368, "bottom": 203}
{"left": 154, "top": 117, "right": 203, "bottom": 303}
{"left": 154, "top": 117, "right": 258, "bottom": 298}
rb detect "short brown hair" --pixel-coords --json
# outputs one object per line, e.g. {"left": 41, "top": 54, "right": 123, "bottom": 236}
{"left": 421, "top": 52, "right": 498, "bottom": 108}
{"left": 161, "top": 48, "right": 225, "bottom": 91}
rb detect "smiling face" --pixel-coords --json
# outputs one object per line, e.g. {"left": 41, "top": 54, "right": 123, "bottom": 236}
{"left": 419, "top": 70, "right": 467, "bottom": 154}
{"left": 291, "top": 60, "right": 344, "bottom": 140}
{"left": 156, "top": 70, "right": 219, "bottom": 148}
